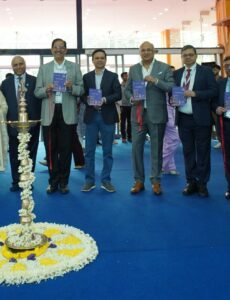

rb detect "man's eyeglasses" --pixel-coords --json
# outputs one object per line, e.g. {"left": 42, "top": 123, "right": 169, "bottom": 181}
{"left": 182, "top": 53, "right": 196, "bottom": 58}
{"left": 224, "top": 64, "right": 230, "bottom": 68}
{"left": 52, "top": 46, "right": 66, "bottom": 50}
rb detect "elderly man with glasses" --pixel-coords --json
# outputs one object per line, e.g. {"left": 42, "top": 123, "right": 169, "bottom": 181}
{"left": 35, "top": 38, "right": 84, "bottom": 194}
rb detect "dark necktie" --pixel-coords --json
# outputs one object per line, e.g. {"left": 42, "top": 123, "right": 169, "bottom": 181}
{"left": 183, "top": 69, "right": 191, "bottom": 90}
{"left": 17, "top": 76, "right": 23, "bottom": 102}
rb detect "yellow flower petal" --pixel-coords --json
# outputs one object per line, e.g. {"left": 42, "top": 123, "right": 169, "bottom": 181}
{"left": 0, "top": 231, "right": 7, "bottom": 242}
{"left": 11, "top": 263, "right": 27, "bottom": 271}
{"left": 39, "top": 258, "right": 58, "bottom": 266}
{"left": 55, "top": 235, "right": 82, "bottom": 245}
{"left": 0, "top": 260, "right": 7, "bottom": 268}
{"left": 57, "top": 248, "right": 84, "bottom": 257}
{"left": 43, "top": 228, "right": 62, "bottom": 237}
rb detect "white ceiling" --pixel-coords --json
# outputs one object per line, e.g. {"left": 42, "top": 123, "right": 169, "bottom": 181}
{"left": 83, "top": 0, "right": 216, "bottom": 32}
{"left": 0, "top": 0, "right": 217, "bottom": 48}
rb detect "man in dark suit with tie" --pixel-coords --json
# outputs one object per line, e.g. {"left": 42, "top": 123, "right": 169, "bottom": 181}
{"left": 81, "top": 49, "right": 121, "bottom": 193}
{"left": 215, "top": 56, "right": 230, "bottom": 200}
{"left": 173, "top": 45, "right": 218, "bottom": 197}
{"left": 1, "top": 56, "right": 41, "bottom": 191}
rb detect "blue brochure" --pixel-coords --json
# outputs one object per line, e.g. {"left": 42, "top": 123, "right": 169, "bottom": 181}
{"left": 224, "top": 92, "right": 230, "bottom": 118}
{"left": 132, "top": 80, "right": 146, "bottom": 101}
{"left": 89, "top": 88, "right": 102, "bottom": 106}
{"left": 53, "top": 72, "right": 67, "bottom": 92}
{"left": 172, "top": 86, "right": 186, "bottom": 106}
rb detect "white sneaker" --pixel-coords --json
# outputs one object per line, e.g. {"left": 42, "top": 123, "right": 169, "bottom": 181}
{"left": 213, "top": 142, "right": 221, "bottom": 149}
{"left": 101, "top": 182, "right": 116, "bottom": 192}
{"left": 81, "top": 182, "right": 96, "bottom": 192}
{"left": 162, "top": 170, "right": 179, "bottom": 175}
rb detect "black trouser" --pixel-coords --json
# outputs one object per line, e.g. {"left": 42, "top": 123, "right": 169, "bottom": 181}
{"left": 178, "top": 112, "right": 212, "bottom": 185}
{"left": 120, "top": 106, "right": 131, "bottom": 140}
{"left": 72, "top": 124, "right": 85, "bottom": 166}
{"left": 42, "top": 104, "right": 74, "bottom": 187}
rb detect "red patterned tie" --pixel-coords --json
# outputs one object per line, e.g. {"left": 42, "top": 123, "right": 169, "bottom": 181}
{"left": 183, "top": 69, "right": 191, "bottom": 90}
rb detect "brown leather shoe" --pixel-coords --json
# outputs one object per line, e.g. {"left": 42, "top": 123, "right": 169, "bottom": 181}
{"left": 152, "top": 183, "right": 162, "bottom": 195}
{"left": 130, "top": 181, "right": 145, "bottom": 194}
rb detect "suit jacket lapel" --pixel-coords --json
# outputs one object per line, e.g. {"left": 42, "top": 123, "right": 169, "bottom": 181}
{"left": 221, "top": 79, "right": 228, "bottom": 106}
{"left": 91, "top": 71, "right": 96, "bottom": 89}
{"left": 100, "top": 69, "right": 106, "bottom": 89}
{"left": 193, "top": 64, "right": 201, "bottom": 89}
{"left": 65, "top": 61, "right": 72, "bottom": 80}
{"left": 47, "top": 61, "right": 55, "bottom": 84}
{"left": 10, "top": 76, "right": 17, "bottom": 100}
{"left": 151, "top": 60, "right": 160, "bottom": 77}
{"left": 136, "top": 64, "right": 143, "bottom": 80}
{"left": 178, "top": 68, "right": 184, "bottom": 84}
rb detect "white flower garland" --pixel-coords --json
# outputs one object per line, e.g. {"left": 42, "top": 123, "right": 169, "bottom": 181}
{"left": 0, "top": 222, "right": 99, "bottom": 285}
{"left": 18, "top": 132, "right": 35, "bottom": 224}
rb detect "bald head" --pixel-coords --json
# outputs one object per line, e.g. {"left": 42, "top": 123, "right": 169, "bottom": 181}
{"left": 139, "top": 41, "right": 154, "bottom": 51}
{"left": 11, "top": 56, "right": 26, "bottom": 76}
{"left": 139, "top": 41, "right": 155, "bottom": 65}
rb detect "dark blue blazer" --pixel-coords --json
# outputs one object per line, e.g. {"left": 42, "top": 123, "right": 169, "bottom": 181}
{"left": 1, "top": 73, "right": 41, "bottom": 136}
{"left": 174, "top": 64, "right": 218, "bottom": 126}
{"left": 83, "top": 69, "right": 121, "bottom": 124}
{"left": 217, "top": 78, "right": 228, "bottom": 107}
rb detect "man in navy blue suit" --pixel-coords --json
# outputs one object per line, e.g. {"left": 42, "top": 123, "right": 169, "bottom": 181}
{"left": 173, "top": 45, "right": 218, "bottom": 197}
{"left": 81, "top": 49, "right": 121, "bottom": 193}
{"left": 1, "top": 56, "right": 41, "bottom": 191}
{"left": 216, "top": 56, "right": 230, "bottom": 200}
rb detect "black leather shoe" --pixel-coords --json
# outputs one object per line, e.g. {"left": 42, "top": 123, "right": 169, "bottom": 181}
{"left": 198, "top": 185, "right": 209, "bottom": 197}
{"left": 225, "top": 191, "right": 230, "bottom": 200}
{"left": 46, "top": 185, "right": 58, "bottom": 194}
{"left": 10, "top": 184, "right": 20, "bottom": 192}
{"left": 182, "top": 182, "right": 198, "bottom": 196}
{"left": 59, "top": 185, "right": 69, "bottom": 194}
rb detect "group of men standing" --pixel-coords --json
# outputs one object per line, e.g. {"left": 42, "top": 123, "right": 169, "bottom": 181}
{"left": 1, "top": 38, "right": 229, "bottom": 199}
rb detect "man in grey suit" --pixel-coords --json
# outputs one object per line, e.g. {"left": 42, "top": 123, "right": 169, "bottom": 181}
{"left": 125, "top": 41, "right": 174, "bottom": 195}
{"left": 35, "top": 38, "right": 84, "bottom": 194}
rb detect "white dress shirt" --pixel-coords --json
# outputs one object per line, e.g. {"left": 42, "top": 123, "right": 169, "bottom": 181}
{"left": 179, "top": 63, "right": 197, "bottom": 114}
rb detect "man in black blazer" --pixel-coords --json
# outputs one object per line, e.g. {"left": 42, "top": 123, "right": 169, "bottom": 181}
{"left": 216, "top": 56, "right": 230, "bottom": 199}
{"left": 81, "top": 49, "right": 121, "bottom": 193}
{"left": 173, "top": 45, "right": 218, "bottom": 197}
{"left": 1, "top": 56, "right": 41, "bottom": 191}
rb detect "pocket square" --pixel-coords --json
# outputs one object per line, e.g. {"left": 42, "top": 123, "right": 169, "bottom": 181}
{"left": 158, "top": 71, "right": 163, "bottom": 75}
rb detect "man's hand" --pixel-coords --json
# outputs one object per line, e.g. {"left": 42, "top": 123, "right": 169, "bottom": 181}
{"left": 216, "top": 106, "right": 226, "bottom": 115}
{"left": 144, "top": 75, "right": 158, "bottom": 84}
{"left": 184, "top": 90, "right": 196, "bottom": 98}
{"left": 46, "top": 83, "right": 54, "bottom": 97}
{"left": 130, "top": 96, "right": 142, "bottom": 106}
{"left": 65, "top": 80, "right": 73, "bottom": 91}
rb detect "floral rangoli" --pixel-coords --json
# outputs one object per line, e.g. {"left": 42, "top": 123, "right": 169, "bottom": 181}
{"left": 0, "top": 222, "right": 98, "bottom": 285}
